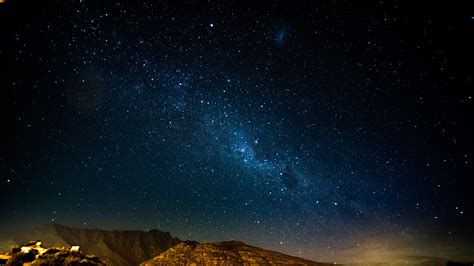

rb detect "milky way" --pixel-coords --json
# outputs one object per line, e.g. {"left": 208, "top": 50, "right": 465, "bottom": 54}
{"left": 1, "top": 1, "right": 473, "bottom": 263}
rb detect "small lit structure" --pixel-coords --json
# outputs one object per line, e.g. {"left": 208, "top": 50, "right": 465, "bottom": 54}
{"left": 20, "top": 246, "right": 31, "bottom": 253}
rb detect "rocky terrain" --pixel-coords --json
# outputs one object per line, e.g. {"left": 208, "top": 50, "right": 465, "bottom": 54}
{"left": 141, "top": 240, "right": 331, "bottom": 265}
{"left": 1, "top": 225, "right": 332, "bottom": 265}
{"left": 0, "top": 240, "right": 104, "bottom": 265}
{"left": 0, "top": 224, "right": 180, "bottom": 265}
{"left": 3, "top": 224, "right": 470, "bottom": 265}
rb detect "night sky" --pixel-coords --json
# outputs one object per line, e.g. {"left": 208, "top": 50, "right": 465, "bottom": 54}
{"left": 1, "top": 0, "right": 473, "bottom": 263}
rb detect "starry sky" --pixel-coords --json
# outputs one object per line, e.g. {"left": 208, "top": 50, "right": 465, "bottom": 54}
{"left": 1, "top": 0, "right": 473, "bottom": 263}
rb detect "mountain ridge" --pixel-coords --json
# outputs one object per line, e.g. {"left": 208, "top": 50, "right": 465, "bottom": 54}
{"left": 140, "top": 240, "right": 331, "bottom": 266}
{"left": 0, "top": 223, "right": 180, "bottom": 265}
{"left": 1, "top": 224, "right": 471, "bottom": 265}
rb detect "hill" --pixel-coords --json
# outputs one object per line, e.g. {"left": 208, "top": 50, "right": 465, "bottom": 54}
{"left": 141, "top": 240, "right": 332, "bottom": 265}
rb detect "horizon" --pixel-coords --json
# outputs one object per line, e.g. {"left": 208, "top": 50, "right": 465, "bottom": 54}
{"left": 2, "top": 222, "right": 472, "bottom": 264}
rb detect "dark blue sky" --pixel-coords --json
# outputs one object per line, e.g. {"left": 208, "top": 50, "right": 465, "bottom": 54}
{"left": 1, "top": 0, "right": 473, "bottom": 263}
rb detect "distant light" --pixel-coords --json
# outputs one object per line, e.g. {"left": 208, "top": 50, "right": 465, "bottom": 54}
{"left": 21, "top": 247, "right": 32, "bottom": 253}
{"left": 209, "top": 23, "right": 214, "bottom": 28}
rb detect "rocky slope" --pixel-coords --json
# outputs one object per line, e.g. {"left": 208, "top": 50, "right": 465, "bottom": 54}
{"left": 0, "top": 224, "right": 180, "bottom": 265}
{"left": 1, "top": 240, "right": 104, "bottom": 265}
{"left": 141, "top": 240, "right": 331, "bottom": 265}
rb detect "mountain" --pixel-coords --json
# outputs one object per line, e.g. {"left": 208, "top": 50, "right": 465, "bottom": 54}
{"left": 140, "top": 240, "right": 331, "bottom": 265}
{"left": 0, "top": 224, "right": 180, "bottom": 265}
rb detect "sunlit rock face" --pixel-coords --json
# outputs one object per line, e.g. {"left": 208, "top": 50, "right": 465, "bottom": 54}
{"left": 141, "top": 240, "right": 331, "bottom": 266}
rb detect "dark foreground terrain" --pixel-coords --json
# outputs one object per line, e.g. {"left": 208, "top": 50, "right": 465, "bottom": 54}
{"left": 0, "top": 224, "right": 179, "bottom": 265}
{"left": 1, "top": 224, "right": 472, "bottom": 265}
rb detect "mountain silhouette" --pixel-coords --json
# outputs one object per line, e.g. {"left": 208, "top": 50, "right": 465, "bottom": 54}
{"left": 0, "top": 224, "right": 180, "bottom": 265}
